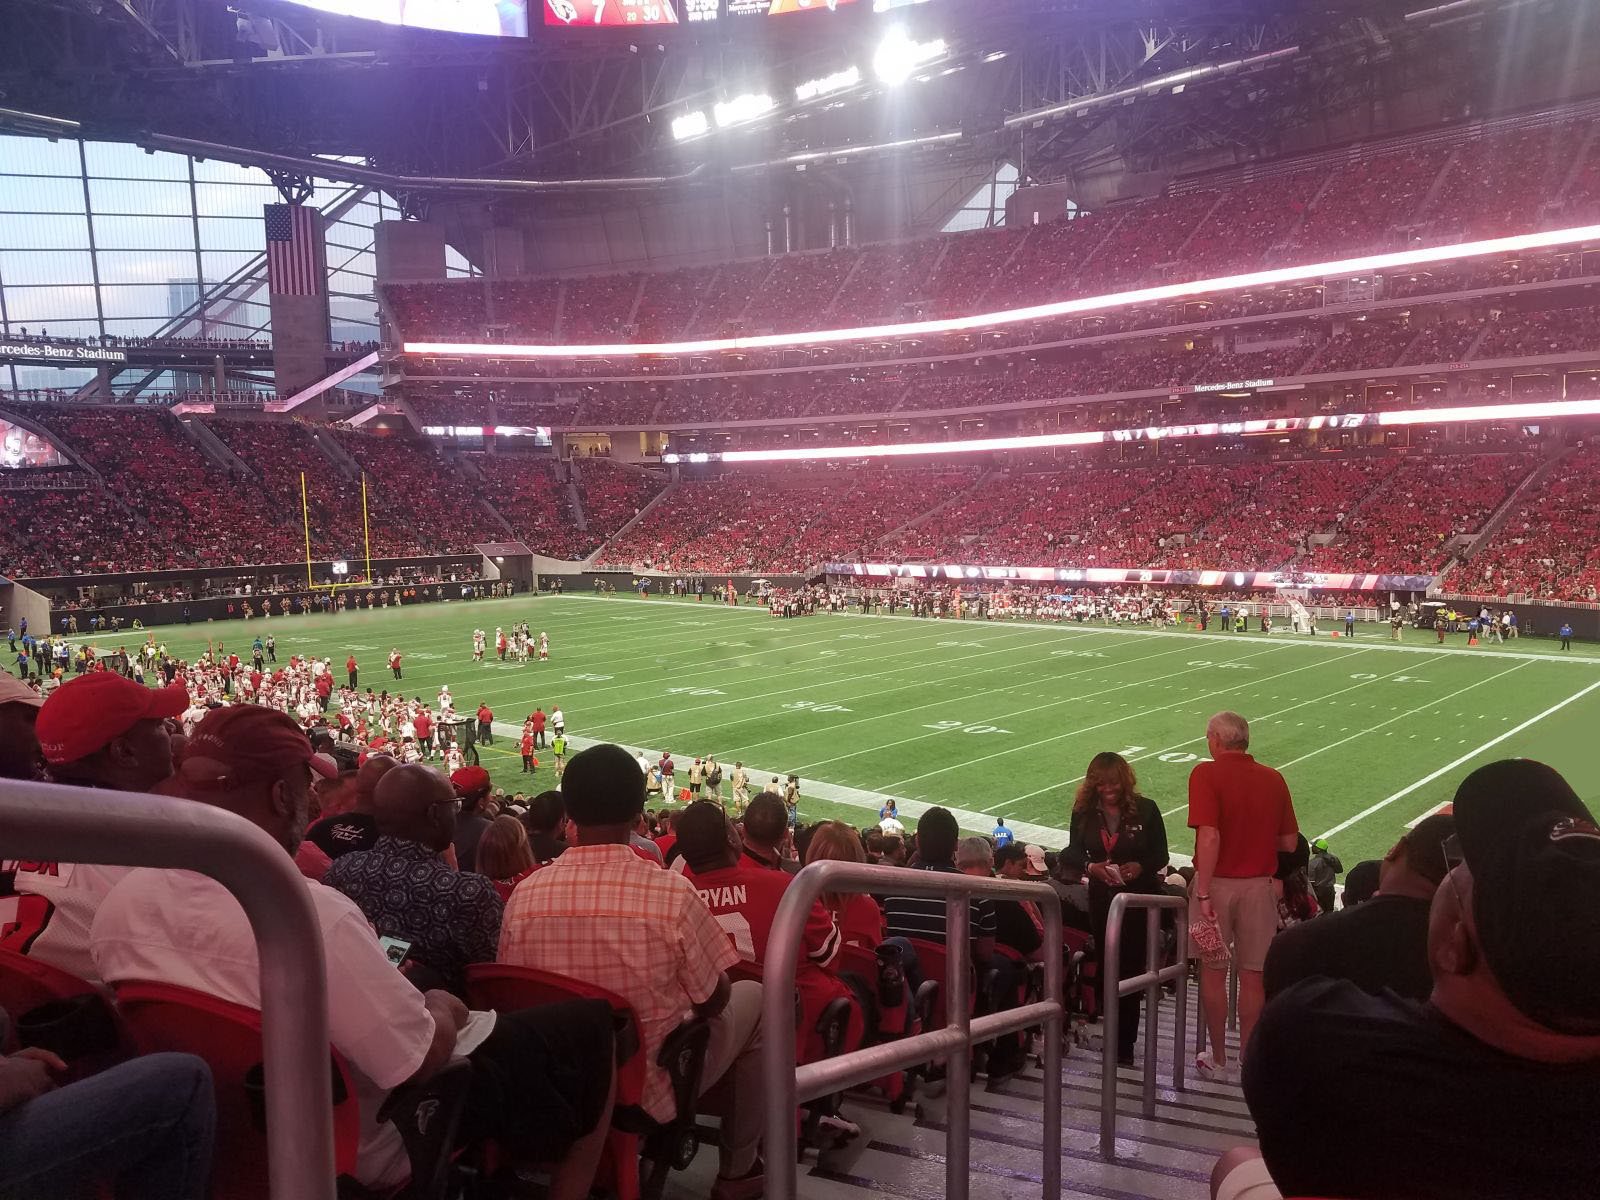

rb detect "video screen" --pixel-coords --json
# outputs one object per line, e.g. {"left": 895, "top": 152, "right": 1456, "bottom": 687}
{"left": 726, "top": 0, "right": 855, "bottom": 13}
{"left": 279, "top": 0, "right": 529, "bottom": 37}
{"left": 543, "top": 0, "right": 679, "bottom": 24}
{"left": 0, "top": 421, "right": 66, "bottom": 470}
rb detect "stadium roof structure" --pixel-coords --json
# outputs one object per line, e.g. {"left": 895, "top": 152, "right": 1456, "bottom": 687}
{"left": 4, "top": 0, "right": 1599, "bottom": 201}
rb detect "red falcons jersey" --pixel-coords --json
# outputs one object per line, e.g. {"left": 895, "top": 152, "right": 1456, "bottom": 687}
{"left": 682, "top": 861, "right": 854, "bottom": 1062}
{"left": 681, "top": 862, "right": 839, "bottom": 975}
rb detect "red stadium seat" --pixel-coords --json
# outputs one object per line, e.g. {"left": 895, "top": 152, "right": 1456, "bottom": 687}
{"left": 0, "top": 947, "right": 123, "bottom": 1074}
{"left": 111, "top": 980, "right": 363, "bottom": 1199}
{"left": 0, "top": 946, "right": 96, "bottom": 1026}
{"left": 464, "top": 962, "right": 709, "bottom": 1200}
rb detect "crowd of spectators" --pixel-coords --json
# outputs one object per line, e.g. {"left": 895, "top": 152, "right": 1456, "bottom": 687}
{"left": 596, "top": 466, "right": 981, "bottom": 573}
{"left": 473, "top": 454, "right": 593, "bottom": 559}
{"left": 1474, "top": 303, "right": 1600, "bottom": 359}
{"left": 203, "top": 418, "right": 374, "bottom": 553}
{"left": 1463, "top": 444, "right": 1600, "bottom": 600}
{"left": 572, "top": 459, "right": 665, "bottom": 543}
{"left": 745, "top": 251, "right": 856, "bottom": 330}
{"left": 27, "top": 405, "right": 303, "bottom": 569}
{"left": 559, "top": 272, "right": 642, "bottom": 341}
{"left": 685, "top": 260, "right": 777, "bottom": 337}
{"left": 1161, "top": 458, "right": 1404, "bottom": 572}
{"left": 1305, "top": 452, "right": 1537, "bottom": 575}
{"left": 379, "top": 114, "right": 1600, "bottom": 363}
{"left": 382, "top": 281, "right": 488, "bottom": 341}
{"left": 328, "top": 430, "right": 506, "bottom": 553}
{"left": 1418, "top": 120, "right": 1589, "bottom": 241}
{"left": 1300, "top": 319, "right": 1420, "bottom": 375}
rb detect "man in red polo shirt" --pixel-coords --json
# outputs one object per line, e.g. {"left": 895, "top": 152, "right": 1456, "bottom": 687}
{"left": 346, "top": 654, "right": 359, "bottom": 690}
{"left": 1187, "top": 710, "right": 1298, "bottom": 1082}
{"left": 476, "top": 702, "right": 494, "bottom": 746}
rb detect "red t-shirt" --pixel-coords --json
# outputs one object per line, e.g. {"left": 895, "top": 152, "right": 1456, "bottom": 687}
{"left": 414, "top": 713, "right": 432, "bottom": 739}
{"left": 315, "top": 674, "right": 331, "bottom": 697}
{"left": 346, "top": 657, "right": 357, "bottom": 672}
{"left": 836, "top": 893, "right": 886, "bottom": 950}
{"left": 531, "top": 712, "right": 546, "bottom": 732}
{"left": 520, "top": 734, "right": 534, "bottom": 756}
{"left": 477, "top": 706, "right": 493, "bottom": 723}
{"left": 1187, "top": 751, "right": 1298, "bottom": 878}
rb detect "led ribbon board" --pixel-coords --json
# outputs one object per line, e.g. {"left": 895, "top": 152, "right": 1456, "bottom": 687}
{"left": 657, "top": 398, "right": 1600, "bottom": 464}
{"left": 404, "top": 222, "right": 1600, "bottom": 360}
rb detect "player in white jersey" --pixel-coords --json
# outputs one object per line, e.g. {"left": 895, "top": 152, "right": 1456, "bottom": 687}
{"left": 538, "top": 631, "right": 549, "bottom": 661}
{"left": 472, "top": 629, "right": 486, "bottom": 661}
{"left": 444, "top": 741, "right": 465, "bottom": 773}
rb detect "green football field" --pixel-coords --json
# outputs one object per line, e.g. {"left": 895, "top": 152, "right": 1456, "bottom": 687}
{"left": 82, "top": 593, "right": 1600, "bottom": 867}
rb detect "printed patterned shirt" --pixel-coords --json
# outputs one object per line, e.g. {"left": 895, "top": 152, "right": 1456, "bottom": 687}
{"left": 325, "top": 835, "right": 502, "bottom": 995}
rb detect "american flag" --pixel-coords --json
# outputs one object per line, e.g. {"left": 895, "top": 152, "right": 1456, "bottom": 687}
{"left": 264, "top": 203, "right": 321, "bottom": 296}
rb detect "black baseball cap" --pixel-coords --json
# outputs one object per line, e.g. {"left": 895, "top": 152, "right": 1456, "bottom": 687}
{"left": 1451, "top": 759, "right": 1600, "bottom": 1035}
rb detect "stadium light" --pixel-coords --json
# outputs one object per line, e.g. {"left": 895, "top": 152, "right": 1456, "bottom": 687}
{"left": 403, "top": 220, "right": 1600, "bottom": 361}
{"left": 671, "top": 111, "right": 710, "bottom": 141}
{"left": 713, "top": 93, "right": 776, "bottom": 129}
{"left": 795, "top": 66, "right": 862, "bottom": 103}
{"left": 873, "top": 28, "right": 947, "bottom": 86}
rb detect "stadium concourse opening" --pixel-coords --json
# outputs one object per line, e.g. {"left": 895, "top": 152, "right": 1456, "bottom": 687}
{"left": 6, "top": 0, "right": 1600, "bottom": 1197}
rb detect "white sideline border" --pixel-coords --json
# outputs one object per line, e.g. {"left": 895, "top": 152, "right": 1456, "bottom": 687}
{"left": 1318, "top": 677, "right": 1600, "bottom": 841}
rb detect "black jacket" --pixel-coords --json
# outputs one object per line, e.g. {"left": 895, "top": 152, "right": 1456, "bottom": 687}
{"left": 1065, "top": 794, "right": 1169, "bottom": 901}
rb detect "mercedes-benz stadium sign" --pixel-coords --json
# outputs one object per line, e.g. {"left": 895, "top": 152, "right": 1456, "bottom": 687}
{"left": 0, "top": 341, "right": 127, "bottom": 365}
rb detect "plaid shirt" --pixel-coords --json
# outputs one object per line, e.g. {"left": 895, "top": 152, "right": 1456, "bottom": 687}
{"left": 498, "top": 843, "right": 736, "bottom": 1120}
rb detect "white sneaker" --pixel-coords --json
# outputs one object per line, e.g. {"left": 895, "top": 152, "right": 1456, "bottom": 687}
{"left": 1194, "top": 1052, "right": 1236, "bottom": 1084}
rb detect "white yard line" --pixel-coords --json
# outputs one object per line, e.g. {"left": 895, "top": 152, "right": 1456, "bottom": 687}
{"left": 576, "top": 625, "right": 1081, "bottom": 726}
{"left": 995, "top": 651, "right": 1405, "bottom": 814}
{"left": 654, "top": 632, "right": 1209, "bottom": 757}
{"left": 874, "top": 642, "right": 1336, "bottom": 793}
{"left": 1271, "top": 661, "right": 1531, "bottom": 773}
{"left": 1315, "top": 677, "right": 1600, "bottom": 841}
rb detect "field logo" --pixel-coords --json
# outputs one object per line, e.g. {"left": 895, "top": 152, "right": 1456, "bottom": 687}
{"left": 923, "top": 720, "right": 1012, "bottom": 735}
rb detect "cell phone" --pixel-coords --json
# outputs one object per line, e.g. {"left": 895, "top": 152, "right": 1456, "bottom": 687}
{"left": 378, "top": 936, "right": 412, "bottom": 968}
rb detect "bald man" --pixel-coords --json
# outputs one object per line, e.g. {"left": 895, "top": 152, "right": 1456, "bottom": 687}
{"left": 325, "top": 764, "right": 504, "bottom": 996}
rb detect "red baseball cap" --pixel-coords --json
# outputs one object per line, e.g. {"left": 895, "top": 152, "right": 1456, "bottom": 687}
{"left": 36, "top": 674, "right": 188, "bottom": 765}
{"left": 451, "top": 765, "right": 492, "bottom": 796}
{"left": 173, "top": 705, "right": 339, "bottom": 791}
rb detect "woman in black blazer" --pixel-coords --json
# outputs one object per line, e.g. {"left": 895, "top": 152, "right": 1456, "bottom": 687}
{"left": 1065, "top": 751, "right": 1170, "bottom": 1065}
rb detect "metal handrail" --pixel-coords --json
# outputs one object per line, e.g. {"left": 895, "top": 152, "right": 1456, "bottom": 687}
{"left": 0, "top": 781, "right": 335, "bottom": 1200}
{"left": 763, "top": 860, "right": 1064, "bottom": 1200}
{"left": 1099, "top": 891, "right": 1191, "bottom": 1159}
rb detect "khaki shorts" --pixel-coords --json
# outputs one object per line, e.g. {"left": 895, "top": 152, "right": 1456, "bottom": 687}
{"left": 1193, "top": 875, "right": 1277, "bottom": 972}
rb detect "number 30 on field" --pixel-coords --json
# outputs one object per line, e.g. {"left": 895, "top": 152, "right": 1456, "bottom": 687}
{"left": 923, "top": 720, "right": 1012, "bottom": 735}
